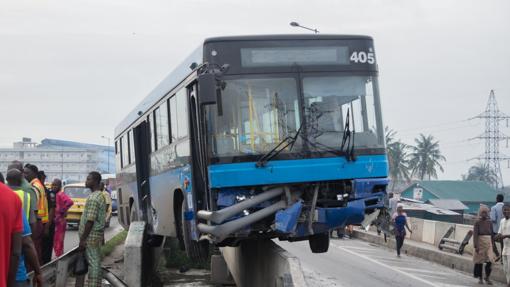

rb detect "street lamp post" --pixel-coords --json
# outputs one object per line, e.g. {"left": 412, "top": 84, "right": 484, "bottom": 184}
{"left": 290, "top": 21, "right": 319, "bottom": 34}
{"left": 101, "top": 136, "right": 111, "bottom": 174}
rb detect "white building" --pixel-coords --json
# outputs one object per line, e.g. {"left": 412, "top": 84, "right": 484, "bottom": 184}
{"left": 0, "top": 138, "right": 113, "bottom": 182}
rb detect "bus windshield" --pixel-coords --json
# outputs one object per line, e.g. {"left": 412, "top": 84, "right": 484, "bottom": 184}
{"left": 205, "top": 75, "right": 382, "bottom": 159}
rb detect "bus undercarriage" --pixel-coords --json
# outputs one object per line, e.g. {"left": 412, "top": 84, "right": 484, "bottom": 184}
{"left": 197, "top": 176, "right": 388, "bottom": 253}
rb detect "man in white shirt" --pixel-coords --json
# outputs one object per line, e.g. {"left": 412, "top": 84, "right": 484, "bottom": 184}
{"left": 496, "top": 204, "right": 510, "bottom": 286}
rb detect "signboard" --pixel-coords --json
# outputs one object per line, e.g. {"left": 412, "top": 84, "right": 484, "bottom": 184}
{"left": 413, "top": 187, "right": 423, "bottom": 200}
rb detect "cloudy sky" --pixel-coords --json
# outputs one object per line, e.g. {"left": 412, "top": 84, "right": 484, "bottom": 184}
{"left": 1, "top": 0, "right": 509, "bottom": 182}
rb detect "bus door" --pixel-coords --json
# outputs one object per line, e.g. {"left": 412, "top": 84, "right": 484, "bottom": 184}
{"left": 189, "top": 83, "right": 208, "bottom": 211}
{"left": 133, "top": 120, "right": 152, "bottom": 223}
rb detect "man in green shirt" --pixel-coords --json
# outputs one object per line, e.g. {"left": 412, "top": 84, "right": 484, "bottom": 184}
{"left": 78, "top": 171, "right": 106, "bottom": 287}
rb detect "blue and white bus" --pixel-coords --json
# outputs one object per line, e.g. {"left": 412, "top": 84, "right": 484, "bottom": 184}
{"left": 115, "top": 35, "right": 389, "bottom": 259}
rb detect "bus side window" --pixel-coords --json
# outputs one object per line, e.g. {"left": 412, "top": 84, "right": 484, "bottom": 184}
{"left": 115, "top": 140, "right": 121, "bottom": 171}
{"left": 170, "top": 96, "right": 178, "bottom": 142}
{"left": 128, "top": 130, "right": 135, "bottom": 164}
{"left": 155, "top": 101, "right": 170, "bottom": 148}
{"left": 176, "top": 88, "right": 188, "bottom": 138}
{"left": 148, "top": 113, "right": 156, "bottom": 152}
{"left": 121, "top": 135, "right": 129, "bottom": 168}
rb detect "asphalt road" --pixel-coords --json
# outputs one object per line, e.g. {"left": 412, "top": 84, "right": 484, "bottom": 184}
{"left": 61, "top": 215, "right": 123, "bottom": 255}
{"left": 279, "top": 237, "right": 505, "bottom": 287}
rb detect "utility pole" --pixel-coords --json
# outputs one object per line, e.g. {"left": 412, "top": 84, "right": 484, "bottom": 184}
{"left": 469, "top": 90, "right": 510, "bottom": 189}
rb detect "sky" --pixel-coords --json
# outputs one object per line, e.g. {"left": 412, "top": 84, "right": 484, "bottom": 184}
{"left": 1, "top": 0, "right": 509, "bottom": 182}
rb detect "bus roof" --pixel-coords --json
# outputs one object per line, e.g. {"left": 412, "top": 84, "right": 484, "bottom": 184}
{"left": 114, "top": 34, "right": 374, "bottom": 137}
{"left": 114, "top": 46, "right": 203, "bottom": 137}
{"left": 204, "top": 34, "right": 373, "bottom": 43}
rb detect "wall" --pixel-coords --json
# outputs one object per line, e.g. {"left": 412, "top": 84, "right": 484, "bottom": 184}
{"left": 405, "top": 217, "right": 475, "bottom": 254}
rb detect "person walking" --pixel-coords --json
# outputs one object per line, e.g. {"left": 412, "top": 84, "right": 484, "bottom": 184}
{"left": 39, "top": 171, "right": 56, "bottom": 264}
{"left": 393, "top": 205, "right": 412, "bottom": 257}
{"left": 496, "top": 204, "right": 510, "bottom": 287}
{"left": 78, "top": 172, "right": 107, "bottom": 287}
{"left": 491, "top": 194, "right": 505, "bottom": 259}
{"left": 53, "top": 179, "right": 73, "bottom": 257}
{"left": 6, "top": 169, "right": 43, "bottom": 287}
{"left": 0, "top": 182, "right": 23, "bottom": 287}
{"left": 473, "top": 205, "right": 496, "bottom": 285}
{"left": 23, "top": 164, "right": 48, "bottom": 264}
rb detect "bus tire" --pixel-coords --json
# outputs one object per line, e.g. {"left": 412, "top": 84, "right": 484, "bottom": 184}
{"left": 180, "top": 200, "right": 209, "bottom": 262}
{"left": 309, "top": 232, "right": 330, "bottom": 253}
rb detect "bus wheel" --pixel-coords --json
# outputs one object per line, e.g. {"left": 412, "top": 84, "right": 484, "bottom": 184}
{"left": 309, "top": 232, "right": 330, "bottom": 253}
{"left": 180, "top": 200, "right": 209, "bottom": 262}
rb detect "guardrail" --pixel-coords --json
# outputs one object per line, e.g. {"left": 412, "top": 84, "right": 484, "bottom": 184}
{"left": 28, "top": 246, "right": 126, "bottom": 287}
{"left": 28, "top": 247, "right": 85, "bottom": 287}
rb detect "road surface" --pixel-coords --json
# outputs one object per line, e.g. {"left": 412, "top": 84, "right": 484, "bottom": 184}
{"left": 62, "top": 215, "right": 123, "bottom": 255}
{"left": 279, "top": 237, "right": 504, "bottom": 287}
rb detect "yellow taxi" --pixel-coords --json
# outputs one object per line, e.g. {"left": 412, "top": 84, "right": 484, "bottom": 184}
{"left": 64, "top": 183, "right": 112, "bottom": 227}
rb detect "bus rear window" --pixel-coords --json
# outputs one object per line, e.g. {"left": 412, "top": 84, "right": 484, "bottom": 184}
{"left": 241, "top": 46, "right": 349, "bottom": 67}
{"left": 64, "top": 187, "right": 91, "bottom": 198}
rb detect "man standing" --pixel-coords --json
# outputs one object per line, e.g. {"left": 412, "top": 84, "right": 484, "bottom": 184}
{"left": 491, "top": 194, "right": 505, "bottom": 258}
{"left": 6, "top": 169, "right": 43, "bottom": 287}
{"left": 8, "top": 161, "right": 38, "bottom": 236}
{"left": 39, "top": 170, "right": 56, "bottom": 264}
{"left": 23, "top": 164, "right": 48, "bottom": 263}
{"left": 0, "top": 182, "right": 23, "bottom": 287}
{"left": 78, "top": 172, "right": 106, "bottom": 287}
{"left": 388, "top": 192, "right": 398, "bottom": 216}
{"left": 496, "top": 204, "right": 510, "bottom": 287}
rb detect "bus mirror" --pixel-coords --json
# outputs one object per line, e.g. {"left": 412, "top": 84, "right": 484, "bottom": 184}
{"left": 198, "top": 74, "right": 217, "bottom": 105}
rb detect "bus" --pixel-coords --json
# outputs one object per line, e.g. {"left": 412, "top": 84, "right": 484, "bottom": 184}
{"left": 114, "top": 35, "right": 389, "bottom": 260}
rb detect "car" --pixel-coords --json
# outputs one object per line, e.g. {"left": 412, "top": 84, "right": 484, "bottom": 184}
{"left": 110, "top": 189, "right": 118, "bottom": 215}
{"left": 64, "top": 183, "right": 112, "bottom": 228}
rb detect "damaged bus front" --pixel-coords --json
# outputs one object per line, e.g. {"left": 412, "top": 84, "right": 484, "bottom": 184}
{"left": 193, "top": 35, "right": 389, "bottom": 253}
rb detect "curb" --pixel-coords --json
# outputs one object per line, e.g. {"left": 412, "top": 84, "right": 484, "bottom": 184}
{"left": 352, "top": 230, "right": 506, "bottom": 284}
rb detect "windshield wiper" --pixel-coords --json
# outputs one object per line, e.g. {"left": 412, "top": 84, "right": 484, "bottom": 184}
{"left": 255, "top": 122, "right": 305, "bottom": 168}
{"left": 340, "top": 107, "right": 356, "bottom": 161}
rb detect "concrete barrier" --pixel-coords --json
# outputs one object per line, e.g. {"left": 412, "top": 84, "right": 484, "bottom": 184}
{"left": 221, "top": 239, "right": 307, "bottom": 287}
{"left": 124, "top": 221, "right": 146, "bottom": 287}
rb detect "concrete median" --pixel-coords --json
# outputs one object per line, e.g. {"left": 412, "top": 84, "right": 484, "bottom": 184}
{"left": 353, "top": 229, "right": 506, "bottom": 284}
{"left": 221, "top": 239, "right": 307, "bottom": 287}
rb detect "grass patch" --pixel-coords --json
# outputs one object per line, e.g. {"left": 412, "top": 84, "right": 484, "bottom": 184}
{"left": 101, "top": 230, "right": 128, "bottom": 257}
{"left": 163, "top": 238, "right": 210, "bottom": 270}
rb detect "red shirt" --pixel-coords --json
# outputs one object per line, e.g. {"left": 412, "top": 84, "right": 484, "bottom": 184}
{"left": 0, "top": 183, "right": 23, "bottom": 287}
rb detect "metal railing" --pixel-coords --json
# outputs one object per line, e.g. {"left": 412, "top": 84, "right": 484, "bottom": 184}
{"left": 28, "top": 247, "right": 126, "bottom": 287}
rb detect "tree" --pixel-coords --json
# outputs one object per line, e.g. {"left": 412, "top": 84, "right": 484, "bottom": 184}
{"left": 409, "top": 134, "right": 446, "bottom": 180}
{"left": 387, "top": 141, "right": 411, "bottom": 191}
{"left": 385, "top": 127, "right": 411, "bottom": 190}
{"left": 463, "top": 162, "right": 498, "bottom": 187}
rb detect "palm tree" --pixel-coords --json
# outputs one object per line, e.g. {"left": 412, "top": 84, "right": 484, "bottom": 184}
{"left": 385, "top": 126, "right": 396, "bottom": 146}
{"left": 387, "top": 141, "right": 411, "bottom": 191}
{"left": 409, "top": 134, "right": 446, "bottom": 180}
{"left": 463, "top": 162, "right": 498, "bottom": 187}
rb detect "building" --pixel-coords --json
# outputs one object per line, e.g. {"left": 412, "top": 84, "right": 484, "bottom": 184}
{"left": 401, "top": 180, "right": 502, "bottom": 214}
{"left": 398, "top": 199, "right": 464, "bottom": 224}
{"left": 426, "top": 199, "right": 469, "bottom": 217}
{"left": 0, "top": 138, "right": 114, "bottom": 182}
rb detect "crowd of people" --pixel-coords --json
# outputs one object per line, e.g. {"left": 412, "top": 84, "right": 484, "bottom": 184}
{"left": 0, "top": 160, "right": 109, "bottom": 287}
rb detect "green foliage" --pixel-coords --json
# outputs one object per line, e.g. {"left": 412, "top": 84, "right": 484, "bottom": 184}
{"left": 163, "top": 238, "right": 210, "bottom": 270}
{"left": 101, "top": 230, "right": 128, "bottom": 257}
{"left": 385, "top": 127, "right": 411, "bottom": 190}
{"left": 463, "top": 162, "right": 499, "bottom": 187}
{"left": 408, "top": 134, "right": 446, "bottom": 180}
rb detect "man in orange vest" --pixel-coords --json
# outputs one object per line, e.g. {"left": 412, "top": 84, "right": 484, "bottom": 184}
{"left": 23, "top": 164, "right": 48, "bottom": 264}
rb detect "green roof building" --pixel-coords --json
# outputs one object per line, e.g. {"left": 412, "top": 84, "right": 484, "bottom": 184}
{"left": 400, "top": 180, "right": 501, "bottom": 214}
